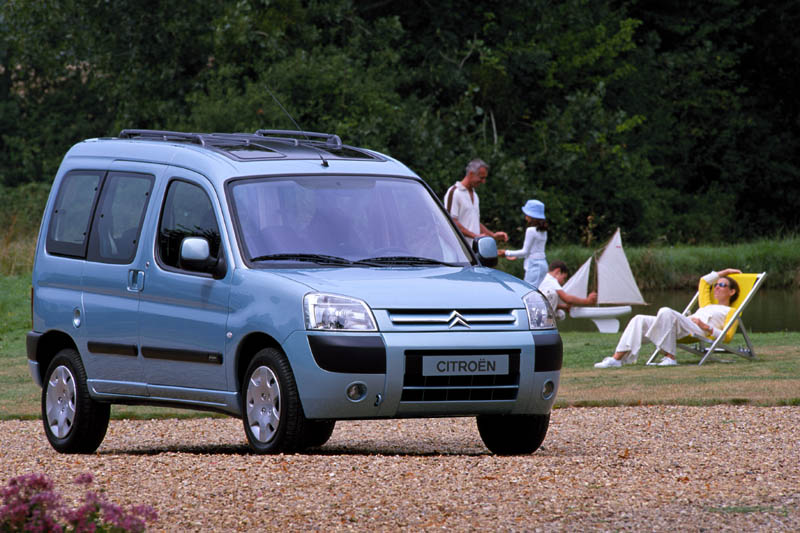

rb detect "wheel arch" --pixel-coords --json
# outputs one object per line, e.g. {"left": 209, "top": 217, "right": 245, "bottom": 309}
{"left": 235, "top": 332, "right": 284, "bottom": 394}
{"left": 33, "top": 330, "right": 79, "bottom": 384}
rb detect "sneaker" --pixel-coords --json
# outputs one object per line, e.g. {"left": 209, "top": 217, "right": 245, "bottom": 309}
{"left": 657, "top": 357, "right": 678, "bottom": 366}
{"left": 594, "top": 356, "right": 622, "bottom": 369}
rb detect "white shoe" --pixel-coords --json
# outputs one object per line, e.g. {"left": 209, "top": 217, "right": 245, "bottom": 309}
{"left": 657, "top": 357, "right": 678, "bottom": 366}
{"left": 594, "top": 356, "right": 622, "bottom": 369}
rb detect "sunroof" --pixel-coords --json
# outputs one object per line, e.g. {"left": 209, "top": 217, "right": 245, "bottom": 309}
{"left": 322, "top": 145, "right": 379, "bottom": 160}
{"left": 215, "top": 143, "right": 284, "bottom": 160}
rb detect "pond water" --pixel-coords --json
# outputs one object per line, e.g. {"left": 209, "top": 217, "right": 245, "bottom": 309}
{"left": 556, "top": 289, "right": 800, "bottom": 333}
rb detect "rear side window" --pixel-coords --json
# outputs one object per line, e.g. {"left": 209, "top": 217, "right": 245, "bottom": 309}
{"left": 157, "top": 179, "right": 222, "bottom": 271}
{"left": 46, "top": 171, "right": 104, "bottom": 257}
{"left": 86, "top": 172, "right": 154, "bottom": 264}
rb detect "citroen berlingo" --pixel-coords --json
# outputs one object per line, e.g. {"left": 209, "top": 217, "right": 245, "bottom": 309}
{"left": 27, "top": 129, "right": 562, "bottom": 455}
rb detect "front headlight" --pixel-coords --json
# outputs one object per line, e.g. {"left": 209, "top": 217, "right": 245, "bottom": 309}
{"left": 523, "top": 290, "right": 556, "bottom": 330}
{"left": 304, "top": 293, "right": 378, "bottom": 331}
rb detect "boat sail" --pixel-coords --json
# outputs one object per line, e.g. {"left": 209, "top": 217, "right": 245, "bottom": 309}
{"left": 561, "top": 228, "right": 646, "bottom": 333}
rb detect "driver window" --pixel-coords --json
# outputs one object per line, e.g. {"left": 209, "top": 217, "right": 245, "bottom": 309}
{"left": 158, "top": 180, "right": 221, "bottom": 271}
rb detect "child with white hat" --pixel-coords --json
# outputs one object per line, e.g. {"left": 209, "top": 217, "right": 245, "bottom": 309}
{"left": 501, "top": 199, "right": 548, "bottom": 287}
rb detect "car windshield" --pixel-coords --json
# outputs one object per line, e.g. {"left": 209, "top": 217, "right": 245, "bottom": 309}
{"left": 229, "top": 175, "right": 472, "bottom": 266}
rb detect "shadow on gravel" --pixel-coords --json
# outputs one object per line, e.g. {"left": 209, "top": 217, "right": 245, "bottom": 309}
{"left": 99, "top": 444, "right": 251, "bottom": 456}
{"left": 310, "top": 446, "right": 488, "bottom": 457}
{"left": 98, "top": 443, "right": 490, "bottom": 457}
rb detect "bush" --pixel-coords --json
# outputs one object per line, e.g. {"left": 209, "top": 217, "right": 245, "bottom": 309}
{"left": 0, "top": 473, "right": 157, "bottom": 532}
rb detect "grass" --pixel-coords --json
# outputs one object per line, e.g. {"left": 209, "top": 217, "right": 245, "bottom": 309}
{"left": 555, "top": 331, "right": 800, "bottom": 407}
{"left": 2, "top": 273, "right": 798, "bottom": 420}
{"left": 0, "top": 183, "right": 48, "bottom": 276}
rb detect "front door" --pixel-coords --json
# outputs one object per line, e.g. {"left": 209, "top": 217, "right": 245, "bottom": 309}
{"left": 138, "top": 169, "right": 231, "bottom": 393}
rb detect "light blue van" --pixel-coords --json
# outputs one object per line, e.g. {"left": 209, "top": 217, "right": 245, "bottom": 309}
{"left": 27, "top": 130, "right": 562, "bottom": 455}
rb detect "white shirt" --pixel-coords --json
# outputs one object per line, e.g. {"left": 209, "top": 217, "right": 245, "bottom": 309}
{"left": 538, "top": 272, "right": 562, "bottom": 312}
{"left": 444, "top": 181, "right": 480, "bottom": 245}
{"left": 504, "top": 227, "right": 547, "bottom": 273}
{"left": 691, "top": 304, "right": 730, "bottom": 338}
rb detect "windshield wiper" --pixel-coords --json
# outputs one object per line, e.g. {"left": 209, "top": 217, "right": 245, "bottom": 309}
{"left": 358, "top": 256, "right": 457, "bottom": 267}
{"left": 250, "top": 253, "right": 356, "bottom": 266}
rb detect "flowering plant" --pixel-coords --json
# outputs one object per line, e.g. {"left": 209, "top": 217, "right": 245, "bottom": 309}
{"left": 0, "top": 473, "right": 157, "bottom": 532}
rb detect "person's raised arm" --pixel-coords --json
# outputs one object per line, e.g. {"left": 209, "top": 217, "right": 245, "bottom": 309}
{"left": 698, "top": 268, "right": 741, "bottom": 307}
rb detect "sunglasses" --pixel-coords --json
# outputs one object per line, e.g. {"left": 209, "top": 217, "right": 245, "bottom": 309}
{"left": 714, "top": 282, "right": 730, "bottom": 288}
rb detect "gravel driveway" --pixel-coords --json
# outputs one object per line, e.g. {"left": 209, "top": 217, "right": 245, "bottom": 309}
{"left": 2, "top": 405, "right": 798, "bottom": 531}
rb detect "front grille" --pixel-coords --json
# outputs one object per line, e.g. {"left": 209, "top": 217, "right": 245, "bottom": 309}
{"left": 401, "top": 350, "right": 520, "bottom": 402}
{"left": 388, "top": 309, "right": 517, "bottom": 331}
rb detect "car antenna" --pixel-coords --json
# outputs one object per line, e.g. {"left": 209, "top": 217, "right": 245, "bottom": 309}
{"left": 265, "top": 85, "right": 329, "bottom": 167}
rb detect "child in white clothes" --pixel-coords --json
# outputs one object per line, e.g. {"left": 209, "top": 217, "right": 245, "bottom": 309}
{"left": 501, "top": 199, "right": 548, "bottom": 287}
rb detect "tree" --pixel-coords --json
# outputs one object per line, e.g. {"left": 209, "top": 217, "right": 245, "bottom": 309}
{"left": 1, "top": 0, "right": 798, "bottom": 243}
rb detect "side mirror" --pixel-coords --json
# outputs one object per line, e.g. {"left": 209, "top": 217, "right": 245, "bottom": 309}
{"left": 473, "top": 236, "right": 498, "bottom": 268}
{"left": 180, "top": 237, "right": 226, "bottom": 279}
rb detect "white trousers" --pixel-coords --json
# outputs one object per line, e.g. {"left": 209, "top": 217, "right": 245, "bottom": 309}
{"left": 615, "top": 307, "right": 707, "bottom": 364}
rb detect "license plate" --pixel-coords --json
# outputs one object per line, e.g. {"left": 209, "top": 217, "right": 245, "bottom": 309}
{"left": 422, "top": 355, "right": 509, "bottom": 376}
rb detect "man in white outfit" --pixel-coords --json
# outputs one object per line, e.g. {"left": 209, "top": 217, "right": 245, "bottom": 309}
{"left": 595, "top": 268, "right": 741, "bottom": 368}
{"left": 443, "top": 159, "right": 508, "bottom": 247}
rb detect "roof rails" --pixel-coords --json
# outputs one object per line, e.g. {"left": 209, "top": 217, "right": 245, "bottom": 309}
{"left": 255, "top": 129, "right": 342, "bottom": 150}
{"left": 114, "top": 128, "right": 381, "bottom": 164}
{"left": 119, "top": 129, "right": 344, "bottom": 151}
{"left": 119, "top": 129, "right": 206, "bottom": 146}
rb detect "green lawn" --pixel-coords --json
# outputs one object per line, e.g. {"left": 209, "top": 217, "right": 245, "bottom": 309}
{"left": 556, "top": 331, "right": 800, "bottom": 407}
{"left": 2, "top": 274, "right": 798, "bottom": 420}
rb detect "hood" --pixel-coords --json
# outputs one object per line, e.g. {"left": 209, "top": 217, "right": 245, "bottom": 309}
{"left": 271, "top": 266, "right": 532, "bottom": 309}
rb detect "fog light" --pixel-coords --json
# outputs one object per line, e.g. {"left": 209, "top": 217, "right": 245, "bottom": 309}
{"left": 346, "top": 382, "right": 367, "bottom": 402}
{"left": 542, "top": 380, "right": 555, "bottom": 400}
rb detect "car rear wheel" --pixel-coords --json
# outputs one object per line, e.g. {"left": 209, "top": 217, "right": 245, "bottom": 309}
{"left": 476, "top": 413, "right": 550, "bottom": 455}
{"left": 42, "top": 348, "right": 110, "bottom": 454}
{"left": 242, "top": 347, "right": 306, "bottom": 453}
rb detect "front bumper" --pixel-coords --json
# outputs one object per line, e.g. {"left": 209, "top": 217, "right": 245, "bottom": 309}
{"left": 284, "top": 329, "right": 562, "bottom": 419}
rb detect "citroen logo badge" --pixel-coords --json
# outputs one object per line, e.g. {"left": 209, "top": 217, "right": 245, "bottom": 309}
{"left": 447, "top": 310, "right": 470, "bottom": 329}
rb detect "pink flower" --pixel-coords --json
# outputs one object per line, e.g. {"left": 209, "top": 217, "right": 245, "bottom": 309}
{"left": 1, "top": 473, "right": 157, "bottom": 533}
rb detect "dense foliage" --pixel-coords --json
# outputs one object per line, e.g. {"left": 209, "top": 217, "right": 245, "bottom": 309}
{"left": 1, "top": 0, "right": 798, "bottom": 246}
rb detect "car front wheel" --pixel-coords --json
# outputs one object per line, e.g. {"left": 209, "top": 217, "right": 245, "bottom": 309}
{"left": 242, "top": 347, "right": 306, "bottom": 453}
{"left": 476, "top": 413, "right": 550, "bottom": 455}
{"left": 300, "top": 419, "right": 336, "bottom": 449}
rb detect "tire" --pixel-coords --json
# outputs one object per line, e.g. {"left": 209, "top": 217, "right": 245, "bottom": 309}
{"left": 41, "top": 348, "right": 110, "bottom": 454}
{"left": 476, "top": 413, "right": 550, "bottom": 455}
{"left": 242, "top": 347, "right": 306, "bottom": 453}
{"left": 300, "top": 420, "right": 336, "bottom": 449}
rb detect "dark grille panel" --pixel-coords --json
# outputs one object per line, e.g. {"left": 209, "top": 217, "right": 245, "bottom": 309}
{"left": 401, "top": 350, "right": 520, "bottom": 402}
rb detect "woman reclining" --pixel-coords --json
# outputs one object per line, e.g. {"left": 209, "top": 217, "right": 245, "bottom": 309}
{"left": 594, "top": 268, "right": 741, "bottom": 368}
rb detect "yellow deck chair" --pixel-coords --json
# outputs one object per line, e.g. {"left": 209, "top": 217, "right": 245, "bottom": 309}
{"left": 645, "top": 272, "right": 767, "bottom": 366}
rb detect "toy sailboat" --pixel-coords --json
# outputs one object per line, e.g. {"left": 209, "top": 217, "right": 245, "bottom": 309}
{"left": 561, "top": 228, "right": 646, "bottom": 333}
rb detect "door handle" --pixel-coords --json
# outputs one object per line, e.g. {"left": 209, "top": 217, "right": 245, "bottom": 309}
{"left": 127, "top": 270, "right": 145, "bottom": 292}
